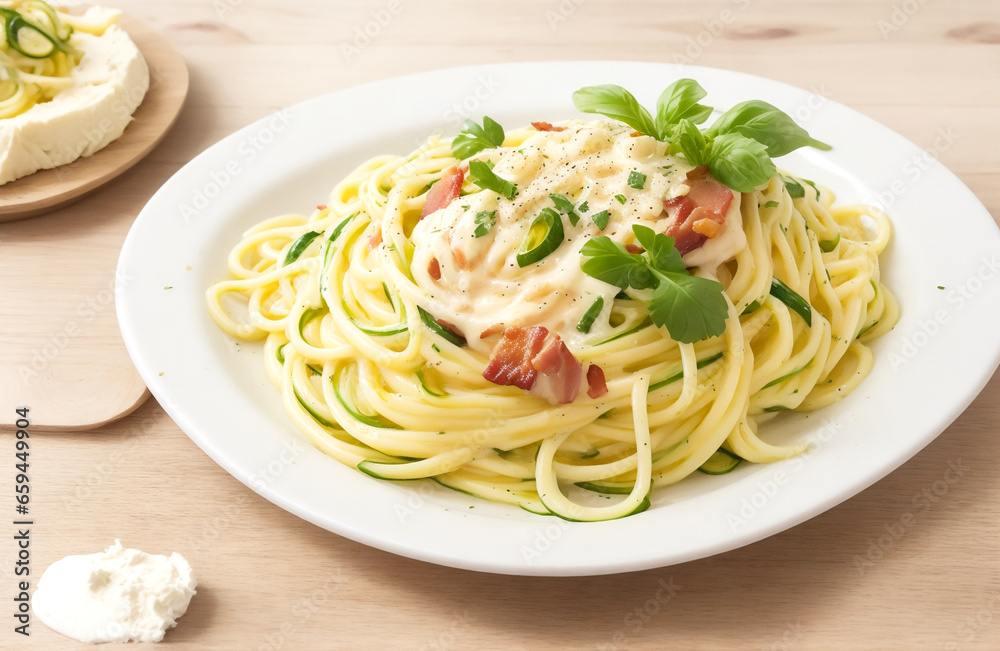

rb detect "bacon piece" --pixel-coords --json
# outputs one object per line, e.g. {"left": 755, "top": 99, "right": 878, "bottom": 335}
{"left": 630, "top": 130, "right": 643, "bottom": 137}
{"left": 428, "top": 257, "right": 441, "bottom": 281}
{"left": 529, "top": 336, "right": 583, "bottom": 405}
{"left": 625, "top": 243, "right": 644, "bottom": 255}
{"left": 662, "top": 166, "right": 734, "bottom": 255}
{"left": 483, "top": 326, "right": 549, "bottom": 390}
{"left": 368, "top": 227, "right": 382, "bottom": 249}
{"left": 479, "top": 323, "right": 504, "bottom": 339}
{"left": 421, "top": 166, "right": 465, "bottom": 219}
{"left": 531, "top": 121, "right": 566, "bottom": 132}
{"left": 586, "top": 364, "right": 608, "bottom": 399}
{"left": 316, "top": 204, "right": 328, "bottom": 211}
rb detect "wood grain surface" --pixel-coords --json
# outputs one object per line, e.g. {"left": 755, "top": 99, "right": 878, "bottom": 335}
{"left": 2, "top": 0, "right": 999, "bottom": 648}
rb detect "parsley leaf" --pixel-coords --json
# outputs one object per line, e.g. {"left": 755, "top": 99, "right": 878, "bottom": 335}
{"left": 468, "top": 161, "right": 517, "bottom": 200}
{"left": 627, "top": 171, "right": 647, "bottom": 189}
{"left": 632, "top": 225, "right": 684, "bottom": 274}
{"left": 473, "top": 210, "right": 496, "bottom": 238}
{"left": 580, "top": 237, "right": 655, "bottom": 290}
{"left": 451, "top": 116, "right": 505, "bottom": 159}
{"left": 614, "top": 194, "right": 627, "bottom": 204}
{"left": 580, "top": 225, "right": 728, "bottom": 343}
{"left": 647, "top": 272, "right": 729, "bottom": 344}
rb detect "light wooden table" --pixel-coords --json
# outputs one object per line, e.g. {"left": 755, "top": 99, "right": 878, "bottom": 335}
{"left": 3, "top": 0, "right": 1000, "bottom": 648}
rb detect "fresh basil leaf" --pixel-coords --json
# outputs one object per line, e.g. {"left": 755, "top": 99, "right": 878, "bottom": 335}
{"left": 648, "top": 271, "right": 729, "bottom": 343}
{"left": 468, "top": 161, "right": 518, "bottom": 200}
{"left": 632, "top": 225, "right": 684, "bottom": 274}
{"left": 473, "top": 210, "right": 496, "bottom": 238}
{"left": 591, "top": 210, "right": 610, "bottom": 230}
{"left": 707, "top": 132, "right": 776, "bottom": 193}
{"left": 580, "top": 237, "right": 655, "bottom": 290}
{"left": 655, "top": 78, "right": 713, "bottom": 139}
{"left": 706, "top": 100, "right": 830, "bottom": 157}
{"left": 670, "top": 119, "right": 710, "bottom": 166}
{"left": 627, "top": 171, "right": 647, "bottom": 189}
{"left": 572, "top": 84, "right": 657, "bottom": 136}
{"left": 451, "top": 116, "right": 506, "bottom": 159}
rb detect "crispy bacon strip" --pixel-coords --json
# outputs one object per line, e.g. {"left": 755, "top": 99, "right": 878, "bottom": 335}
{"left": 421, "top": 166, "right": 465, "bottom": 219}
{"left": 531, "top": 121, "right": 566, "bottom": 132}
{"left": 662, "top": 166, "right": 734, "bottom": 255}
{"left": 528, "top": 335, "right": 583, "bottom": 405}
{"left": 316, "top": 204, "right": 328, "bottom": 210}
{"left": 586, "top": 364, "right": 608, "bottom": 399}
{"left": 482, "top": 326, "right": 548, "bottom": 390}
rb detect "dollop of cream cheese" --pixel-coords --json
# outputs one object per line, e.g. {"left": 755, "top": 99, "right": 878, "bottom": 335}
{"left": 409, "top": 120, "right": 744, "bottom": 353}
{"left": 0, "top": 7, "right": 150, "bottom": 185}
{"left": 32, "top": 540, "right": 196, "bottom": 644}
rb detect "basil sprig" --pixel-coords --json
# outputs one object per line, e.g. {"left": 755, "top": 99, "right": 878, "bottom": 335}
{"left": 573, "top": 79, "right": 831, "bottom": 193}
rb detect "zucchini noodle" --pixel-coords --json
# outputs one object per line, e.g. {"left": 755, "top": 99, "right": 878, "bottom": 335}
{"left": 207, "top": 119, "right": 898, "bottom": 521}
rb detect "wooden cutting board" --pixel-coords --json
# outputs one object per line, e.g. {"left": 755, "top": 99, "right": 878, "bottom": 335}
{"left": 0, "top": 14, "right": 189, "bottom": 431}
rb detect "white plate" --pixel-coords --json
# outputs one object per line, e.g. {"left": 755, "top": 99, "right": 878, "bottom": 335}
{"left": 117, "top": 62, "right": 1000, "bottom": 576}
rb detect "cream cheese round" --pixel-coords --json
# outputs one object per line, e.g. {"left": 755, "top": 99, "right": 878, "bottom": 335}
{"left": 0, "top": 8, "right": 150, "bottom": 185}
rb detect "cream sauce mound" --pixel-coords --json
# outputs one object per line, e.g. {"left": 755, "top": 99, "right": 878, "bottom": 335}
{"left": 409, "top": 121, "right": 744, "bottom": 354}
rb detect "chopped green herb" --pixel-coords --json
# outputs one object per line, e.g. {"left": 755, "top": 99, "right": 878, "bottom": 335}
{"left": 764, "top": 200, "right": 779, "bottom": 208}
{"left": 550, "top": 193, "right": 580, "bottom": 226}
{"left": 578, "top": 201, "right": 590, "bottom": 213}
{"left": 615, "top": 194, "right": 627, "bottom": 204}
{"left": 627, "top": 171, "right": 647, "bottom": 189}
{"left": 577, "top": 296, "right": 605, "bottom": 333}
{"left": 937, "top": 285, "right": 945, "bottom": 290}
{"left": 473, "top": 210, "right": 496, "bottom": 238}
{"left": 591, "top": 210, "right": 611, "bottom": 230}
{"left": 783, "top": 176, "right": 806, "bottom": 199}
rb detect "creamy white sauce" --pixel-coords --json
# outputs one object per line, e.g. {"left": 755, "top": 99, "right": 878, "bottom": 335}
{"left": 410, "top": 121, "right": 744, "bottom": 353}
{"left": 32, "top": 540, "right": 196, "bottom": 644}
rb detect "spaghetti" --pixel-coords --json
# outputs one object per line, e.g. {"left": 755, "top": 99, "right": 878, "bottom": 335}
{"left": 207, "top": 114, "right": 897, "bottom": 521}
